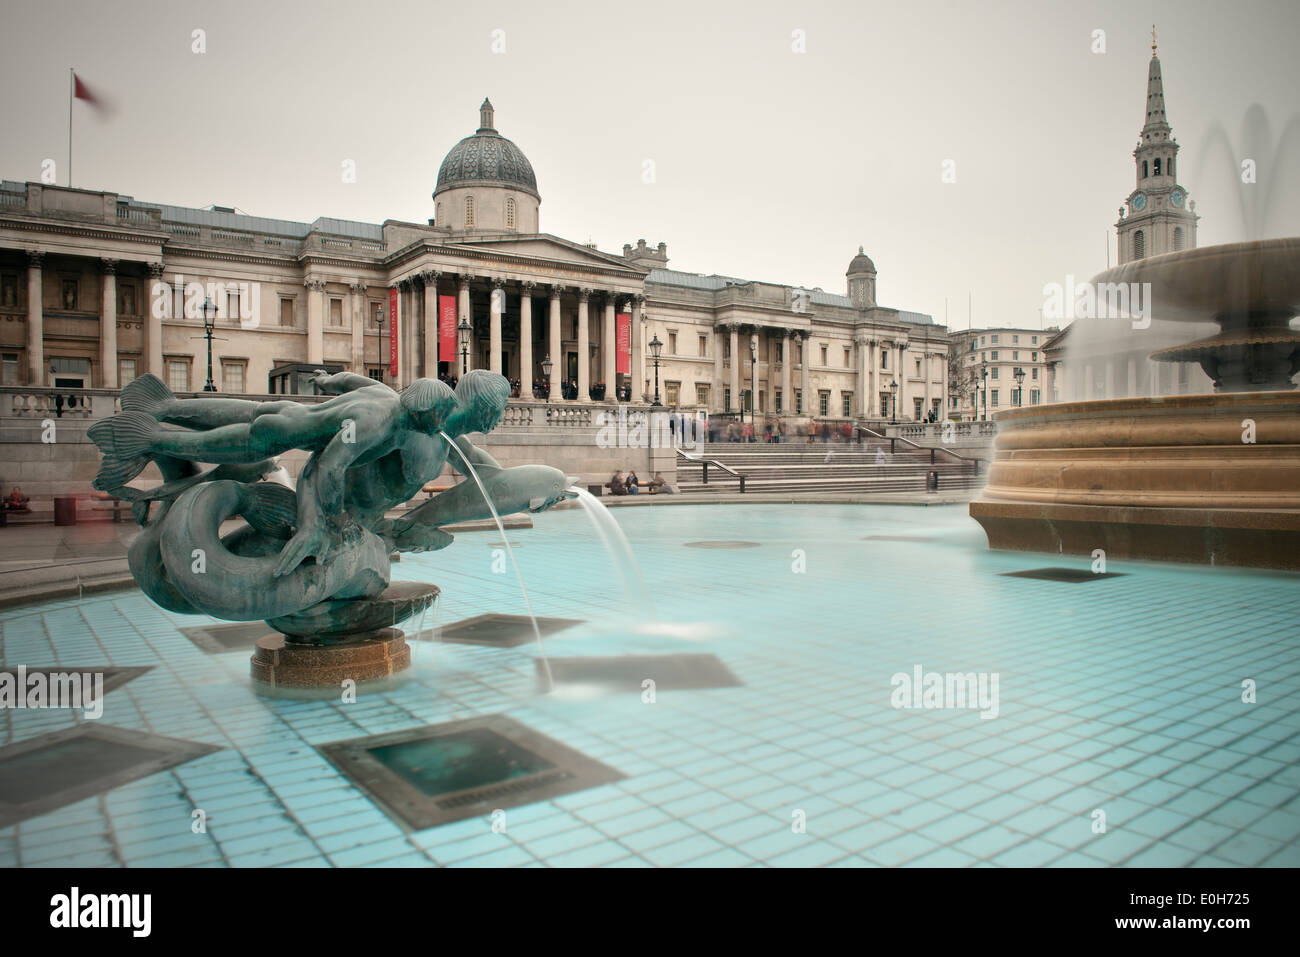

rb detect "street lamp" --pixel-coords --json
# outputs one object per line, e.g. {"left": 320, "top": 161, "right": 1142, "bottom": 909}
{"left": 649, "top": 334, "right": 663, "bottom": 407}
{"left": 201, "top": 297, "right": 217, "bottom": 391}
{"left": 1014, "top": 366, "right": 1026, "bottom": 408}
{"left": 540, "top": 354, "right": 553, "bottom": 400}
{"left": 980, "top": 360, "right": 989, "bottom": 421}
{"left": 373, "top": 307, "right": 385, "bottom": 383}
{"left": 457, "top": 317, "right": 472, "bottom": 375}
{"left": 889, "top": 378, "right": 899, "bottom": 425}
{"left": 748, "top": 339, "right": 757, "bottom": 424}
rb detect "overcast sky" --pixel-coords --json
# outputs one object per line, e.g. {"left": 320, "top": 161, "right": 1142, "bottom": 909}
{"left": 2, "top": 0, "right": 1297, "bottom": 329}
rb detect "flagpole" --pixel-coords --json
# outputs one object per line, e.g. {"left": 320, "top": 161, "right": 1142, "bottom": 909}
{"left": 68, "top": 68, "right": 73, "bottom": 187}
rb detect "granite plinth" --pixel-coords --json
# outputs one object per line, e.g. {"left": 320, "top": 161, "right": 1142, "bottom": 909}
{"left": 250, "top": 627, "right": 411, "bottom": 692}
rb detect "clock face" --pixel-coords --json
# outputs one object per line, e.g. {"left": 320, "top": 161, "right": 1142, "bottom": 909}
{"left": 1171, "top": 189, "right": 1185, "bottom": 208}
{"left": 1132, "top": 193, "right": 1147, "bottom": 211}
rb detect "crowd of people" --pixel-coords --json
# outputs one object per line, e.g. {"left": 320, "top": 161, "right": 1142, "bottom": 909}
{"left": 605, "top": 470, "right": 669, "bottom": 496}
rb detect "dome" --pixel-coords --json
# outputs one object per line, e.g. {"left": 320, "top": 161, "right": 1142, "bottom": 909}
{"left": 847, "top": 246, "right": 877, "bottom": 275}
{"left": 434, "top": 99, "right": 539, "bottom": 201}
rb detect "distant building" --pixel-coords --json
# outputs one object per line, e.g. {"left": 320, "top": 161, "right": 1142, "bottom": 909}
{"left": 0, "top": 99, "right": 946, "bottom": 422}
{"left": 948, "top": 328, "right": 1056, "bottom": 420}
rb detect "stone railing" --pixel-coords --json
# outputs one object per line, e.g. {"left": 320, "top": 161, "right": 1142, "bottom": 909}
{"left": 0, "top": 386, "right": 323, "bottom": 423}
{"left": 889, "top": 421, "right": 998, "bottom": 440}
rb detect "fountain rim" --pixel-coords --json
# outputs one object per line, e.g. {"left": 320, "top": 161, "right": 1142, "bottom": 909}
{"left": 987, "top": 389, "right": 1300, "bottom": 425}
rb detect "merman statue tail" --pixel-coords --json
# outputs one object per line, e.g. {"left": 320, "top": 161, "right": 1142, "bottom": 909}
{"left": 87, "top": 411, "right": 160, "bottom": 491}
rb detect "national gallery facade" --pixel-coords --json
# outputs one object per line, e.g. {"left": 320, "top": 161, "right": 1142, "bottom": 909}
{"left": 0, "top": 99, "right": 948, "bottom": 422}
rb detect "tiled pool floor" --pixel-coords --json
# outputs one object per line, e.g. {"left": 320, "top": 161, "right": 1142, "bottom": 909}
{"left": 2, "top": 504, "right": 1298, "bottom": 867}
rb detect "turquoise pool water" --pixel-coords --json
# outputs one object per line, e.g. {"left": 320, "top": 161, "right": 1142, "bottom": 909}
{"left": 2, "top": 503, "right": 1298, "bottom": 867}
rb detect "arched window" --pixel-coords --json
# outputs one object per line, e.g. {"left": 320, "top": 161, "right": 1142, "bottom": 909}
{"left": 1153, "top": 158, "right": 1162, "bottom": 176}
{"left": 1142, "top": 160, "right": 1148, "bottom": 178}
{"left": 465, "top": 195, "right": 475, "bottom": 227}
{"left": 506, "top": 197, "right": 516, "bottom": 230}
{"left": 1173, "top": 226, "right": 1185, "bottom": 251}
{"left": 1134, "top": 230, "right": 1146, "bottom": 259}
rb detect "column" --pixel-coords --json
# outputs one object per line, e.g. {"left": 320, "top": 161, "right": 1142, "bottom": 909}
{"left": 898, "top": 341, "right": 908, "bottom": 416}
{"left": 854, "top": 336, "right": 868, "bottom": 417}
{"left": 728, "top": 324, "right": 739, "bottom": 410}
{"left": 520, "top": 281, "right": 534, "bottom": 398}
{"left": 923, "top": 350, "right": 932, "bottom": 416}
{"left": 796, "top": 333, "right": 807, "bottom": 413}
{"left": 868, "top": 340, "right": 878, "bottom": 417}
{"left": 404, "top": 280, "right": 418, "bottom": 386}
{"left": 782, "top": 330, "right": 793, "bottom": 415}
{"left": 631, "top": 295, "right": 645, "bottom": 401}
{"left": 712, "top": 325, "right": 724, "bottom": 409}
{"left": 26, "top": 251, "right": 43, "bottom": 385}
{"left": 350, "top": 281, "right": 366, "bottom": 374}
{"left": 577, "top": 288, "right": 591, "bottom": 400}
{"left": 422, "top": 271, "right": 439, "bottom": 378}
{"left": 489, "top": 278, "right": 504, "bottom": 374}
{"left": 603, "top": 293, "right": 617, "bottom": 397}
{"left": 306, "top": 277, "right": 325, "bottom": 365}
{"left": 100, "top": 259, "right": 118, "bottom": 388}
{"left": 146, "top": 262, "right": 163, "bottom": 378}
{"left": 547, "top": 285, "right": 561, "bottom": 400}
{"left": 458, "top": 274, "right": 472, "bottom": 373}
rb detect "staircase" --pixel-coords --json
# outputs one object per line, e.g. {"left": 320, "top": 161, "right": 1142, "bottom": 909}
{"left": 676, "top": 433, "right": 983, "bottom": 495}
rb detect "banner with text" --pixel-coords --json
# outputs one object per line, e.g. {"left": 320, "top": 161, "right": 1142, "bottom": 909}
{"left": 389, "top": 287, "right": 399, "bottom": 377}
{"left": 616, "top": 312, "right": 631, "bottom": 375}
{"left": 439, "top": 295, "right": 457, "bottom": 365}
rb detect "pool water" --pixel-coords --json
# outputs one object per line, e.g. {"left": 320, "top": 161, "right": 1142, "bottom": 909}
{"left": 2, "top": 503, "right": 1297, "bottom": 867}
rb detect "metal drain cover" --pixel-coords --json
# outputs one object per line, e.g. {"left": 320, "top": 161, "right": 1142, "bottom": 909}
{"left": 542, "top": 653, "right": 743, "bottom": 692}
{"left": 1000, "top": 567, "right": 1126, "bottom": 583}
{"left": 684, "top": 541, "right": 760, "bottom": 549}
{"left": 433, "top": 613, "right": 584, "bottom": 647}
{"left": 318, "top": 714, "right": 623, "bottom": 830}
{"left": 180, "top": 621, "right": 272, "bottom": 654}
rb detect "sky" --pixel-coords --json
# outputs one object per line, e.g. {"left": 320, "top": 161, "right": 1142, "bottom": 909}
{"left": 2, "top": 0, "right": 1298, "bottom": 330}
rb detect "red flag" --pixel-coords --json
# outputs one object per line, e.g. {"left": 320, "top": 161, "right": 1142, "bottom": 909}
{"left": 73, "top": 73, "right": 104, "bottom": 108}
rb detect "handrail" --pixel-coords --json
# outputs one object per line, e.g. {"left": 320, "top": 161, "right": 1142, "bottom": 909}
{"left": 676, "top": 447, "right": 747, "bottom": 492}
{"left": 854, "top": 425, "right": 980, "bottom": 470}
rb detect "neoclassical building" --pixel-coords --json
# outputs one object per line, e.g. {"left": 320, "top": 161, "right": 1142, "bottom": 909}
{"left": 0, "top": 98, "right": 946, "bottom": 421}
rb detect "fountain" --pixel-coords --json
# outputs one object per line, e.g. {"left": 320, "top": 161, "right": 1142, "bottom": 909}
{"left": 87, "top": 369, "right": 575, "bottom": 693}
{"left": 971, "top": 238, "right": 1300, "bottom": 571}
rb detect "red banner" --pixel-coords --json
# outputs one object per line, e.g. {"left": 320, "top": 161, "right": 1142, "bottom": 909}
{"left": 616, "top": 312, "right": 631, "bottom": 376}
{"left": 438, "top": 295, "right": 457, "bottom": 365}
{"left": 388, "top": 287, "right": 399, "bottom": 377}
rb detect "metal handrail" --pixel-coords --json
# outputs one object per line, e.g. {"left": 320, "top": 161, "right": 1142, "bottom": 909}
{"left": 676, "top": 447, "right": 747, "bottom": 492}
{"left": 854, "top": 425, "right": 981, "bottom": 470}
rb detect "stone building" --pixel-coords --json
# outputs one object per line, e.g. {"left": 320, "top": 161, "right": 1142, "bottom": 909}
{"left": 0, "top": 98, "right": 945, "bottom": 423}
{"left": 948, "top": 327, "right": 1056, "bottom": 420}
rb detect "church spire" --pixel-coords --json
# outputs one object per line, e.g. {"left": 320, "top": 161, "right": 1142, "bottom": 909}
{"left": 1142, "top": 32, "right": 1169, "bottom": 139}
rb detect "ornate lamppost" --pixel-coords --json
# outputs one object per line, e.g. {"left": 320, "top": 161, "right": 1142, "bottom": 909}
{"left": 373, "top": 307, "right": 385, "bottom": 384}
{"left": 980, "top": 360, "right": 989, "bottom": 421}
{"left": 748, "top": 338, "right": 757, "bottom": 424}
{"left": 649, "top": 334, "right": 663, "bottom": 407}
{"left": 1014, "top": 366, "right": 1026, "bottom": 408}
{"left": 201, "top": 297, "right": 218, "bottom": 391}
{"left": 889, "top": 378, "right": 899, "bottom": 425}
{"left": 540, "top": 354, "right": 552, "bottom": 400}
{"left": 457, "top": 316, "right": 472, "bottom": 376}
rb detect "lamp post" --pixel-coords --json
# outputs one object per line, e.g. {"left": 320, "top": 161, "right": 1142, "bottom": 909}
{"left": 201, "top": 297, "right": 217, "bottom": 391}
{"left": 1014, "top": 366, "right": 1026, "bottom": 408}
{"left": 980, "top": 360, "right": 989, "bottom": 421}
{"left": 373, "top": 307, "right": 385, "bottom": 384}
{"left": 889, "top": 378, "right": 898, "bottom": 425}
{"left": 649, "top": 334, "right": 663, "bottom": 407}
{"left": 457, "top": 317, "right": 472, "bottom": 376}
{"left": 540, "top": 354, "right": 552, "bottom": 400}
{"left": 748, "top": 338, "right": 757, "bottom": 424}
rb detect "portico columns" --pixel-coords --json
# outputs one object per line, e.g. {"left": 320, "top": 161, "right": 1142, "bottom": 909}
{"left": 457, "top": 275, "right": 472, "bottom": 372}
{"left": 422, "top": 271, "right": 439, "bottom": 377}
{"left": 520, "top": 281, "right": 534, "bottom": 398}
{"left": 781, "top": 330, "right": 793, "bottom": 414}
{"left": 712, "top": 325, "right": 724, "bottom": 409}
{"left": 547, "top": 285, "right": 561, "bottom": 400}
{"left": 923, "top": 349, "right": 932, "bottom": 415}
{"left": 728, "top": 324, "right": 739, "bottom": 410}
{"left": 631, "top": 294, "right": 645, "bottom": 402}
{"left": 305, "top": 277, "right": 325, "bottom": 366}
{"left": 855, "top": 336, "right": 869, "bottom": 418}
{"left": 577, "top": 288, "right": 591, "bottom": 400}
{"left": 99, "top": 259, "right": 118, "bottom": 388}
{"left": 26, "top": 251, "right": 43, "bottom": 385}
{"left": 146, "top": 262, "right": 164, "bottom": 378}
{"left": 489, "top": 278, "right": 504, "bottom": 375}
{"left": 350, "top": 281, "right": 366, "bottom": 373}
{"left": 602, "top": 294, "right": 616, "bottom": 396}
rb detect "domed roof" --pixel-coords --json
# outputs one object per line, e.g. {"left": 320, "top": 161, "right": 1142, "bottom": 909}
{"left": 434, "top": 99, "right": 539, "bottom": 200}
{"left": 847, "top": 246, "right": 877, "bottom": 275}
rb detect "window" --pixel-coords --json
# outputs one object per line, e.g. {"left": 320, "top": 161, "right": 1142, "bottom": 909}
{"left": 329, "top": 298, "right": 342, "bottom": 326}
{"left": 1012, "top": 335, "right": 1019, "bottom": 344}
{"left": 991, "top": 334, "right": 999, "bottom": 344}
{"left": 842, "top": 393, "right": 852, "bottom": 417}
{"left": 915, "top": 358, "right": 921, "bottom": 375}
{"left": 221, "top": 360, "right": 246, "bottom": 393}
{"left": 696, "top": 384, "right": 709, "bottom": 406}
{"left": 668, "top": 332, "right": 677, "bottom": 354}
{"left": 1032, "top": 336, "right": 1038, "bottom": 344}
{"left": 227, "top": 290, "right": 240, "bottom": 321}
{"left": 880, "top": 350, "right": 888, "bottom": 369}
{"left": 843, "top": 347, "right": 851, "bottom": 366}
{"left": 1134, "top": 230, "right": 1146, "bottom": 259}
{"left": 280, "top": 298, "right": 294, "bottom": 326}
{"left": 1031, "top": 352, "right": 1038, "bottom": 361}
{"left": 795, "top": 391, "right": 803, "bottom": 413}
{"left": 1142, "top": 160, "right": 1148, "bottom": 178}
{"left": 913, "top": 398, "right": 923, "bottom": 420}
{"left": 167, "top": 359, "right": 190, "bottom": 392}
{"left": 367, "top": 367, "right": 382, "bottom": 381}
{"left": 1174, "top": 226, "right": 1186, "bottom": 251}
{"left": 1031, "top": 389, "right": 1040, "bottom": 405}
{"left": 991, "top": 390, "right": 999, "bottom": 406}
{"left": 775, "top": 341, "right": 783, "bottom": 363}
{"left": 699, "top": 335, "right": 707, "bottom": 357}
{"left": 820, "top": 345, "right": 828, "bottom": 365}
{"left": 980, "top": 336, "right": 986, "bottom": 345}
{"left": 119, "top": 358, "right": 136, "bottom": 386}
{"left": 506, "top": 197, "right": 516, "bottom": 230}
{"left": 1, "top": 353, "right": 17, "bottom": 385}
{"left": 465, "top": 196, "right": 475, "bottom": 227}
{"left": 1153, "top": 158, "right": 1161, "bottom": 176}
{"left": 990, "top": 351, "right": 999, "bottom": 361}
{"left": 991, "top": 367, "right": 999, "bottom": 379}
{"left": 1032, "top": 367, "right": 1039, "bottom": 380}
{"left": 775, "top": 390, "right": 782, "bottom": 412}
{"left": 818, "top": 391, "right": 829, "bottom": 416}
{"left": 724, "top": 388, "right": 731, "bottom": 410}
